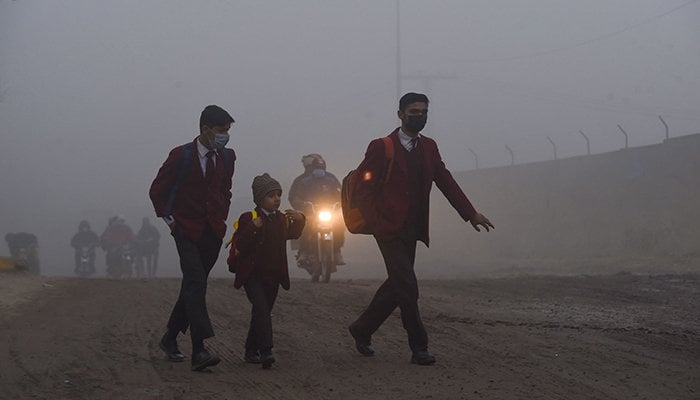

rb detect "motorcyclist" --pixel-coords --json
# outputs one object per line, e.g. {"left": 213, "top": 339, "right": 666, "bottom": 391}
{"left": 100, "top": 215, "right": 136, "bottom": 276}
{"left": 290, "top": 155, "right": 346, "bottom": 266}
{"left": 70, "top": 220, "right": 99, "bottom": 276}
{"left": 288, "top": 153, "right": 322, "bottom": 210}
{"left": 135, "top": 217, "right": 160, "bottom": 278}
{"left": 4, "top": 232, "right": 40, "bottom": 274}
{"left": 288, "top": 154, "right": 319, "bottom": 255}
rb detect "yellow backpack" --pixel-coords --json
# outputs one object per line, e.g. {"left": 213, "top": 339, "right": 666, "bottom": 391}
{"left": 226, "top": 210, "right": 258, "bottom": 274}
{"left": 225, "top": 210, "right": 258, "bottom": 248}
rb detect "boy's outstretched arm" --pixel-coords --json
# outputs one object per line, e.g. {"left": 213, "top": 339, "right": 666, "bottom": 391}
{"left": 284, "top": 209, "right": 306, "bottom": 240}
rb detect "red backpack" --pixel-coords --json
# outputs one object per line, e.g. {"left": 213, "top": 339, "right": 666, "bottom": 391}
{"left": 341, "top": 136, "right": 395, "bottom": 234}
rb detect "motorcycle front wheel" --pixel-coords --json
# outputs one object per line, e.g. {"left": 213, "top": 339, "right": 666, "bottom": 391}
{"left": 320, "top": 239, "right": 334, "bottom": 283}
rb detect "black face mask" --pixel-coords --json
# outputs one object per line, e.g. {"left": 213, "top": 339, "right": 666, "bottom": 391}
{"left": 405, "top": 115, "right": 427, "bottom": 133}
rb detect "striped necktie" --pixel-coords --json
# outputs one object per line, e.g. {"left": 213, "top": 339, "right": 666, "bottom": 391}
{"left": 408, "top": 137, "right": 418, "bottom": 151}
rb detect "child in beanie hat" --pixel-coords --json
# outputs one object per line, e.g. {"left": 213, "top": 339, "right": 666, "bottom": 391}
{"left": 252, "top": 173, "right": 282, "bottom": 206}
{"left": 227, "top": 173, "right": 305, "bottom": 369}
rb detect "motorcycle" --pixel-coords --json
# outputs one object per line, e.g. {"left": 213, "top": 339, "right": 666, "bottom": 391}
{"left": 14, "top": 247, "right": 30, "bottom": 270}
{"left": 75, "top": 246, "right": 95, "bottom": 278}
{"left": 299, "top": 202, "right": 340, "bottom": 283}
{"left": 13, "top": 244, "right": 40, "bottom": 275}
{"left": 106, "top": 242, "right": 134, "bottom": 279}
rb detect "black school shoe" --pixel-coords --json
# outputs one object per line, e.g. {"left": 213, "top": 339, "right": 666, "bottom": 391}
{"left": 244, "top": 350, "right": 262, "bottom": 364}
{"left": 348, "top": 326, "right": 375, "bottom": 356}
{"left": 191, "top": 349, "right": 221, "bottom": 371}
{"left": 260, "top": 350, "right": 275, "bottom": 369}
{"left": 410, "top": 350, "right": 436, "bottom": 366}
{"left": 159, "top": 333, "right": 185, "bottom": 362}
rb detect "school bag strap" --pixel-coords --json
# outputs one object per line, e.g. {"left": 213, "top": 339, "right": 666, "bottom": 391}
{"left": 218, "top": 147, "right": 234, "bottom": 175}
{"left": 164, "top": 142, "right": 195, "bottom": 217}
{"left": 380, "top": 136, "right": 395, "bottom": 184}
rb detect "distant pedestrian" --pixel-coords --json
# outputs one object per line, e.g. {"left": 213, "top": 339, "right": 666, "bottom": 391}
{"left": 135, "top": 217, "right": 160, "bottom": 278}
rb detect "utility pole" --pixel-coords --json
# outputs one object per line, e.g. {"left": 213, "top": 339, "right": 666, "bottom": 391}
{"left": 396, "top": 0, "right": 401, "bottom": 100}
{"left": 395, "top": 1, "right": 456, "bottom": 99}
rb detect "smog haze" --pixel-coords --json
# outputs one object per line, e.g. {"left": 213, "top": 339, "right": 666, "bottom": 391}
{"left": 1, "top": 0, "right": 698, "bottom": 276}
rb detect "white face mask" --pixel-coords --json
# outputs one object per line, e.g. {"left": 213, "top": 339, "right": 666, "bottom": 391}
{"left": 212, "top": 132, "right": 230, "bottom": 148}
{"left": 312, "top": 169, "right": 326, "bottom": 178}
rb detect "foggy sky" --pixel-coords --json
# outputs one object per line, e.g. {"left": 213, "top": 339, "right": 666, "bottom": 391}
{"left": 1, "top": 0, "right": 699, "bottom": 275}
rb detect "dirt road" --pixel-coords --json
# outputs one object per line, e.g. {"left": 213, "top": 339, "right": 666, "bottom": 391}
{"left": 1, "top": 271, "right": 698, "bottom": 400}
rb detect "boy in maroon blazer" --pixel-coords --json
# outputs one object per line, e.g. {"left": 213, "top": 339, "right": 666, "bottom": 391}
{"left": 228, "top": 173, "right": 305, "bottom": 369}
{"left": 149, "top": 105, "right": 236, "bottom": 371}
{"left": 348, "top": 93, "right": 494, "bottom": 365}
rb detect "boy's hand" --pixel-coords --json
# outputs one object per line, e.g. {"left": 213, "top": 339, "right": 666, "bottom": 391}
{"left": 252, "top": 216, "right": 263, "bottom": 228}
{"left": 284, "top": 209, "right": 304, "bottom": 221}
{"left": 470, "top": 212, "right": 494, "bottom": 232}
{"left": 163, "top": 216, "right": 176, "bottom": 233}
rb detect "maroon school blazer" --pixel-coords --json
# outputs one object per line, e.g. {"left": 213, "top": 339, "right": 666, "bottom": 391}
{"left": 229, "top": 209, "right": 305, "bottom": 290}
{"left": 354, "top": 129, "right": 477, "bottom": 246}
{"left": 149, "top": 138, "right": 236, "bottom": 242}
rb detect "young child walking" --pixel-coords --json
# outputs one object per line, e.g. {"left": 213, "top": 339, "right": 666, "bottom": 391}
{"left": 228, "top": 173, "right": 305, "bottom": 369}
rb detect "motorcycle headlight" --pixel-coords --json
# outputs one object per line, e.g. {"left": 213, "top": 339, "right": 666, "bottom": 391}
{"left": 318, "top": 211, "right": 332, "bottom": 222}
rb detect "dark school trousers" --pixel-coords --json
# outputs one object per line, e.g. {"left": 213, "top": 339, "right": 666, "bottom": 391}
{"left": 167, "top": 227, "right": 222, "bottom": 341}
{"left": 349, "top": 233, "right": 428, "bottom": 352}
{"left": 243, "top": 278, "right": 280, "bottom": 352}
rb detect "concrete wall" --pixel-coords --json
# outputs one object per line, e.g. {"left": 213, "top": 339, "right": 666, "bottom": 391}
{"left": 422, "top": 133, "right": 700, "bottom": 272}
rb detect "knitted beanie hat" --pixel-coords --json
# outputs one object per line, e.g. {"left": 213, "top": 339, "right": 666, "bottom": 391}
{"left": 252, "top": 173, "right": 282, "bottom": 205}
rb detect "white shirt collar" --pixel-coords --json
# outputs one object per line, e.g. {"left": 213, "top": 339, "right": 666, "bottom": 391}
{"left": 398, "top": 128, "right": 421, "bottom": 151}
{"left": 196, "top": 138, "right": 216, "bottom": 159}
{"left": 260, "top": 208, "right": 276, "bottom": 217}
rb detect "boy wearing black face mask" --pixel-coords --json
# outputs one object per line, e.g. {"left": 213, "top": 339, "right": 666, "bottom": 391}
{"left": 149, "top": 105, "right": 236, "bottom": 371}
{"left": 348, "top": 93, "right": 494, "bottom": 366}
